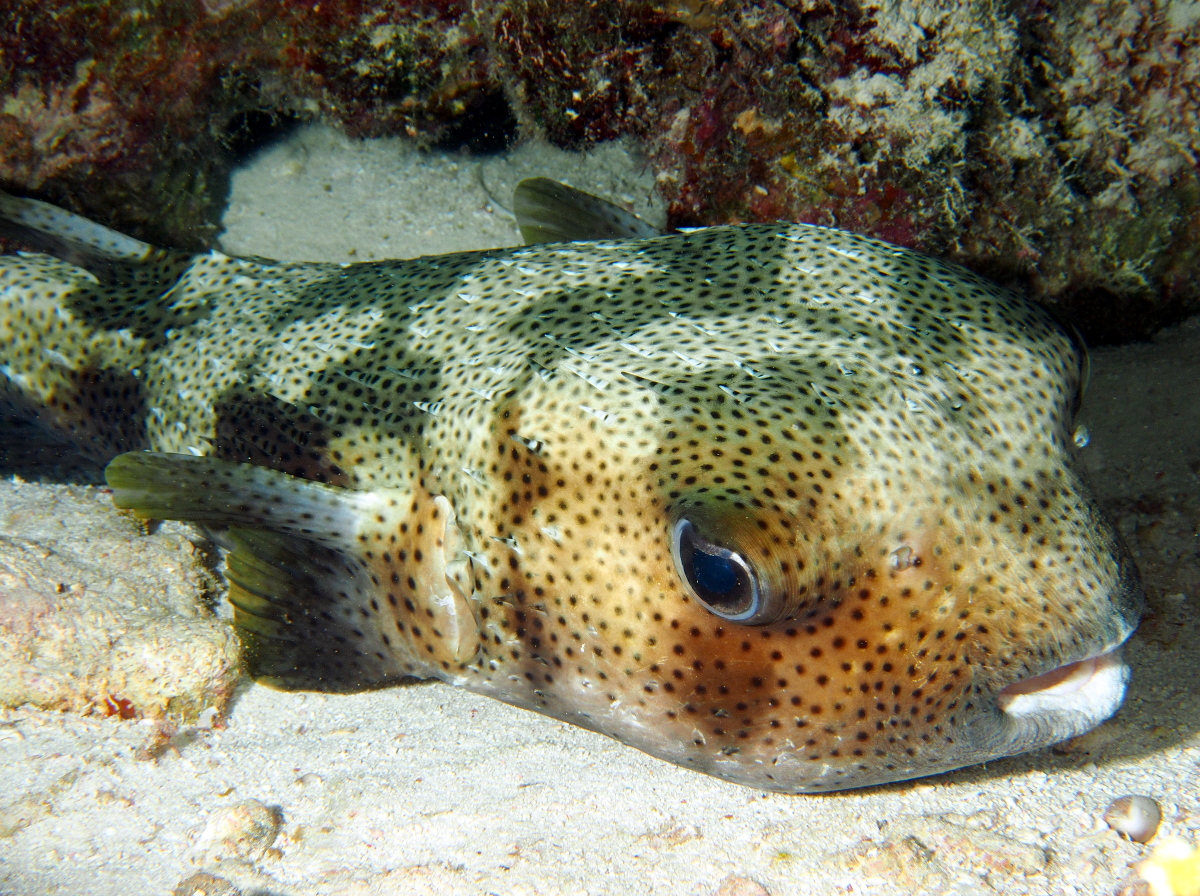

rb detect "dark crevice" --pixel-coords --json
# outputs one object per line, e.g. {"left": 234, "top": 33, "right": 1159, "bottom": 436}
{"left": 222, "top": 108, "right": 305, "bottom": 162}
{"left": 434, "top": 90, "right": 518, "bottom": 155}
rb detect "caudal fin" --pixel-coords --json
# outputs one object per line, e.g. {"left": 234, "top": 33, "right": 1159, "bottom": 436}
{"left": 0, "top": 191, "right": 154, "bottom": 264}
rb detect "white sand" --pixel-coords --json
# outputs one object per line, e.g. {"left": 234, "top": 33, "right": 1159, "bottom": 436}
{"left": 218, "top": 126, "right": 665, "bottom": 263}
{"left": 1, "top": 125, "right": 1196, "bottom": 896}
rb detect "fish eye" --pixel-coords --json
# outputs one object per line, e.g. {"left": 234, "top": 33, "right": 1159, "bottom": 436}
{"left": 672, "top": 518, "right": 765, "bottom": 623}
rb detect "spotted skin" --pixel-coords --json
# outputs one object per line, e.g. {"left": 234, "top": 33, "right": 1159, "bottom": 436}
{"left": 0, "top": 214, "right": 1142, "bottom": 792}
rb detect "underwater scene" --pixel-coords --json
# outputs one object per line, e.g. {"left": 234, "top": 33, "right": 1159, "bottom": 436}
{"left": 0, "top": 2, "right": 1197, "bottom": 894}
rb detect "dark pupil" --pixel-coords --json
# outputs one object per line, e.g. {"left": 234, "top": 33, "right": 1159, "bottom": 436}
{"left": 677, "top": 520, "right": 754, "bottom": 617}
{"left": 691, "top": 549, "right": 739, "bottom": 595}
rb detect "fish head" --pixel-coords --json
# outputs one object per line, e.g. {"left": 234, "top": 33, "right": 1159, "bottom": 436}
{"left": 467, "top": 229, "right": 1143, "bottom": 793}
{"left": 642, "top": 378, "right": 1140, "bottom": 792}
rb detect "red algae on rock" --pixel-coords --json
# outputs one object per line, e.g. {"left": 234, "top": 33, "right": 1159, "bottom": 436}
{"left": 0, "top": 0, "right": 490, "bottom": 248}
{"left": 486, "top": 0, "right": 1200, "bottom": 340}
{"left": 1, "top": 0, "right": 1198, "bottom": 338}
{"left": 486, "top": 0, "right": 680, "bottom": 146}
{"left": 539, "top": 0, "right": 1198, "bottom": 343}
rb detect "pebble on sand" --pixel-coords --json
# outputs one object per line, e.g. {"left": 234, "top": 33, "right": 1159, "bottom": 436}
{"left": 171, "top": 872, "right": 244, "bottom": 896}
{"left": 712, "top": 876, "right": 771, "bottom": 896}
{"left": 195, "top": 799, "right": 284, "bottom": 864}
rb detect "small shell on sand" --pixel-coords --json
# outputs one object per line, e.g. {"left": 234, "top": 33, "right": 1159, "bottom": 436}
{"left": 195, "top": 799, "right": 283, "bottom": 862}
{"left": 1105, "top": 794, "right": 1163, "bottom": 844}
{"left": 172, "top": 872, "right": 243, "bottom": 896}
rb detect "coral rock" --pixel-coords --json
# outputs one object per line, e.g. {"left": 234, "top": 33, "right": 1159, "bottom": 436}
{"left": 2, "top": 0, "right": 1197, "bottom": 339}
{"left": 0, "top": 479, "right": 240, "bottom": 721}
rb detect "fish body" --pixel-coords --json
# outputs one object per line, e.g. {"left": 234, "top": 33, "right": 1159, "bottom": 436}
{"left": 0, "top": 183, "right": 1142, "bottom": 792}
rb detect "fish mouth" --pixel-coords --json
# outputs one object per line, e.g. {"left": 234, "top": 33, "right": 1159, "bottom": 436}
{"left": 997, "top": 648, "right": 1130, "bottom": 722}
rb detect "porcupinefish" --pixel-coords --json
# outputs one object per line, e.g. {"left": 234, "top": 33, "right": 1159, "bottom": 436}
{"left": 0, "top": 178, "right": 1142, "bottom": 793}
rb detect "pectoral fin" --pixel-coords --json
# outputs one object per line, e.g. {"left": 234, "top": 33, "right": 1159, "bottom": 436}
{"left": 223, "top": 527, "right": 413, "bottom": 690}
{"left": 105, "top": 451, "right": 482, "bottom": 688}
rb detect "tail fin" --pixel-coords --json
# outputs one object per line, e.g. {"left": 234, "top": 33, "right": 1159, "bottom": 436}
{"left": 0, "top": 191, "right": 154, "bottom": 265}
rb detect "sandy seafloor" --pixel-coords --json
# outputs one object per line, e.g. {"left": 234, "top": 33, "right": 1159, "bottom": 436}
{"left": 0, "top": 125, "right": 1198, "bottom": 896}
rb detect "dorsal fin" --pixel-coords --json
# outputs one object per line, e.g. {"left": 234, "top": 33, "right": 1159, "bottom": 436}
{"left": 513, "top": 178, "right": 661, "bottom": 244}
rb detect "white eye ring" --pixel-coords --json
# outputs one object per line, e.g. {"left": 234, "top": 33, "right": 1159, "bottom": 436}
{"left": 672, "top": 518, "right": 764, "bottom": 623}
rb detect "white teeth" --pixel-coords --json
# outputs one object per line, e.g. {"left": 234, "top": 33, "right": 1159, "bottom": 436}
{"left": 999, "top": 650, "right": 1129, "bottom": 726}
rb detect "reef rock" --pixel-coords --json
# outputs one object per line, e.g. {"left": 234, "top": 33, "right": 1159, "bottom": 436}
{"left": 0, "top": 478, "right": 240, "bottom": 720}
{"left": 2, "top": 0, "right": 1197, "bottom": 340}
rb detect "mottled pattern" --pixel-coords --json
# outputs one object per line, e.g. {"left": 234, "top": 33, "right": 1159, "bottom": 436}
{"left": 0, "top": 222, "right": 1142, "bottom": 791}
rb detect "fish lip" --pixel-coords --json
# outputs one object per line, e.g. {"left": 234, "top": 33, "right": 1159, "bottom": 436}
{"left": 995, "top": 645, "right": 1131, "bottom": 721}
{"left": 996, "top": 545, "right": 1143, "bottom": 726}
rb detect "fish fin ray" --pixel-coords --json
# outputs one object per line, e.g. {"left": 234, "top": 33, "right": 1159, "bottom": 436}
{"left": 106, "top": 452, "right": 481, "bottom": 686}
{"left": 225, "top": 526, "right": 417, "bottom": 691}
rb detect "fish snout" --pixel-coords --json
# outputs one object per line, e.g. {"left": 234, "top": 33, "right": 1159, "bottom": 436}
{"left": 652, "top": 476, "right": 1144, "bottom": 791}
{"left": 973, "top": 524, "right": 1144, "bottom": 759}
